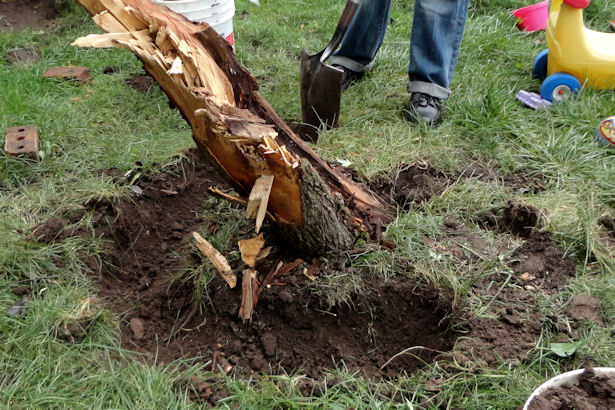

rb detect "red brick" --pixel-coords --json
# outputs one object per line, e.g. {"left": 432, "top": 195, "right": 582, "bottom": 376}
{"left": 5, "top": 126, "right": 39, "bottom": 160}
{"left": 42, "top": 66, "right": 91, "bottom": 82}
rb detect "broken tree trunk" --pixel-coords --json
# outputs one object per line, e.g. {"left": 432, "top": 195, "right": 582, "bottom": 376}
{"left": 74, "top": 0, "right": 390, "bottom": 254}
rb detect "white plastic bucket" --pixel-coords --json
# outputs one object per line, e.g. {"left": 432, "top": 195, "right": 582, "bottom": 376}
{"left": 523, "top": 367, "right": 615, "bottom": 410}
{"left": 153, "top": 0, "right": 235, "bottom": 47}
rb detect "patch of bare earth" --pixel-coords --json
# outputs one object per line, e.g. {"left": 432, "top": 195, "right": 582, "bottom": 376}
{"left": 363, "top": 162, "right": 575, "bottom": 367}
{"left": 28, "top": 153, "right": 579, "bottom": 387}
{"left": 0, "top": 0, "right": 59, "bottom": 32}
{"left": 28, "top": 151, "right": 451, "bottom": 380}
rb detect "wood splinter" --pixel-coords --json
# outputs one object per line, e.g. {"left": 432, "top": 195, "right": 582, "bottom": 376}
{"left": 192, "top": 232, "right": 236, "bottom": 288}
{"left": 245, "top": 174, "right": 274, "bottom": 233}
{"left": 238, "top": 233, "right": 271, "bottom": 267}
{"left": 238, "top": 269, "right": 258, "bottom": 323}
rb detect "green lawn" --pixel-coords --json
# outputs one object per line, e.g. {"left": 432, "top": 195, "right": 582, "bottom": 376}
{"left": 1, "top": 0, "right": 614, "bottom": 408}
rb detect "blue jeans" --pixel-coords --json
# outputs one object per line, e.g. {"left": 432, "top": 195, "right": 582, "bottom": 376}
{"left": 329, "top": 0, "right": 469, "bottom": 99}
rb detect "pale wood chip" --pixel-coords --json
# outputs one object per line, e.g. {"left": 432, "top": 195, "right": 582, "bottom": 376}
{"left": 246, "top": 175, "right": 274, "bottom": 233}
{"left": 192, "top": 232, "right": 236, "bottom": 288}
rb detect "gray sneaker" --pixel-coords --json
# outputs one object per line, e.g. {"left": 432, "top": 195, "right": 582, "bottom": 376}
{"left": 402, "top": 92, "right": 443, "bottom": 127}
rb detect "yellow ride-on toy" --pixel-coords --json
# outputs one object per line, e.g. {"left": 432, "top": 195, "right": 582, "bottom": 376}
{"left": 532, "top": 0, "right": 615, "bottom": 101}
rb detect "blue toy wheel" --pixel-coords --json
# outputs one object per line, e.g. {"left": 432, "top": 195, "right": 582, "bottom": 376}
{"left": 532, "top": 49, "right": 548, "bottom": 80}
{"left": 540, "top": 72, "right": 581, "bottom": 102}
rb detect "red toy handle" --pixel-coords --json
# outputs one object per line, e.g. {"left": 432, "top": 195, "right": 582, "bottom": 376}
{"left": 563, "top": 0, "right": 590, "bottom": 9}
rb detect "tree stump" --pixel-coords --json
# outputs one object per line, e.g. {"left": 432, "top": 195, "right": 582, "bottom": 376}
{"left": 73, "top": 0, "right": 390, "bottom": 254}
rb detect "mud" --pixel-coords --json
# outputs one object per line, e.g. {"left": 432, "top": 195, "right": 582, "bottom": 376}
{"left": 0, "top": 0, "right": 59, "bottom": 32}
{"left": 528, "top": 367, "right": 615, "bottom": 410}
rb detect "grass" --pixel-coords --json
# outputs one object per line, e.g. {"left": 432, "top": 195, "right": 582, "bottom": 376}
{"left": 1, "top": 0, "right": 615, "bottom": 408}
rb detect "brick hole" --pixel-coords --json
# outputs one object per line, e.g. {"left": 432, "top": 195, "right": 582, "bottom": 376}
{"left": 16, "top": 136, "right": 25, "bottom": 141}
{"left": 17, "top": 145, "right": 25, "bottom": 149}
{"left": 18, "top": 128, "right": 25, "bottom": 132}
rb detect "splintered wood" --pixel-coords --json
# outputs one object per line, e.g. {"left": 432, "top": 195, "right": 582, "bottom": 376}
{"left": 239, "top": 269, "right": 258, "bottom": 323}
{"left": 74, "top": 0, "right": 390, "bottom": 254}
{"left": 238, "top": 233, "right": 271, "bottom": 267}
{"left": 246, "top": 174, "right": 274, "bottom": 233}
{"left": 192, "top": 232, "right": 236, "bottom": 288}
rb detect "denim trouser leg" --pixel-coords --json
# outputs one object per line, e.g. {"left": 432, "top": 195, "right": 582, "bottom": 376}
{"left": 407, "top": 0, "right": 469, "bottom": 99}
{"left": 329, "top": 0, "right": 391, "bottom": 73}
{"left": 329, "top": 0, "right": 469, "bottom": 100}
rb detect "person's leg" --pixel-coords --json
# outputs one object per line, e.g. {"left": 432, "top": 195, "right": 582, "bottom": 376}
{"left": 329, "top": 0, "right": 392, "bottom": 73}
{"left": 408, "top": 0, "right": 469, "bottom": 98}
{"left": 404, "top": 0, "right": 469, "bottom": 125}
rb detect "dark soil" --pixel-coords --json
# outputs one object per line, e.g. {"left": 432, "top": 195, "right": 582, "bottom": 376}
{"left": 28, "top": 151, "right": 577, "bottom": 381}
{"left": 481, "top": 199, "right": 542, "bottom": 237}
{"left": 368, "top": 160, "right": 545, "bottom": 212}
{"left": 75, "top": 150, "right": 453, "bottom": 379}
{"left": 370, "top": 162, "right": 450, "bottom": 211}
{"left": 528, "top": 367, "right": 615, "bottom": 410}
{"left": 457, "top": 286, "right": 542, "bottom": 365}
{"left": 458, "top": 160, "right": 546, "bottom": 195}
{"left": 0, "top": 0, "right": 59, "bottom": 32}
{"left": 509, "top": 231, "right": 577, "bottom": 292}
{"left": 125, "top": 75, "right": 154, "bottom": 93}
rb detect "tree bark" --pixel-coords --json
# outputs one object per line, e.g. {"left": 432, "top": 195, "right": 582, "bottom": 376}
{"left": 73, "top": 0, "right": 391, "bottom": 254}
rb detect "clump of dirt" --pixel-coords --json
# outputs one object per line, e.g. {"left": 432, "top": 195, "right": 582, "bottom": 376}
{"left": 423, "top": 215, "right": 503, "bottom": 263}
{"left": 459, "top": 161, "right": 546, "bottom": 195}
{"left": 27, "top": 216, "right": 90, "bottom": 244}
{"left": 125, "top": 75, "right": 154, "bottom": 93}
{"left": 457, "top": 285, "right": 542, "bottom": 366}
{"left": 528, "top": 367, "right": 615, "bottom": 410}
{"left": 0, "top": 0, "right": 60, "bottom": 32}
{"left": 370, "top": 162, "right": 450, "bottom": 210}
{"left": 4, "top": 47, "right": 39, "bottom": 65}
{"left": 566, "top": 294, "right": 603, "bottom": 325}
{"left": 103, "top": 65, "right": 119, "bottom": 74}
{"left": 481, "top": 199, "right": 542, "bottom": 237}
{"left": 369, "top": 161, "right": 545, "bottom": 213}
{"left": 501, "top": 200, "right": 541, "bottom": 237}
{"left": 28, "top": 217, "right": 66, "bottom": 243}
{"left": 509, "top": 231, "right": 576, "bottom": 292}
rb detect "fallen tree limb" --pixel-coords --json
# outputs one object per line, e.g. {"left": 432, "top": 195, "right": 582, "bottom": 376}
{"left": 74, "top": 0, "right": 391, "bottom": 254}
